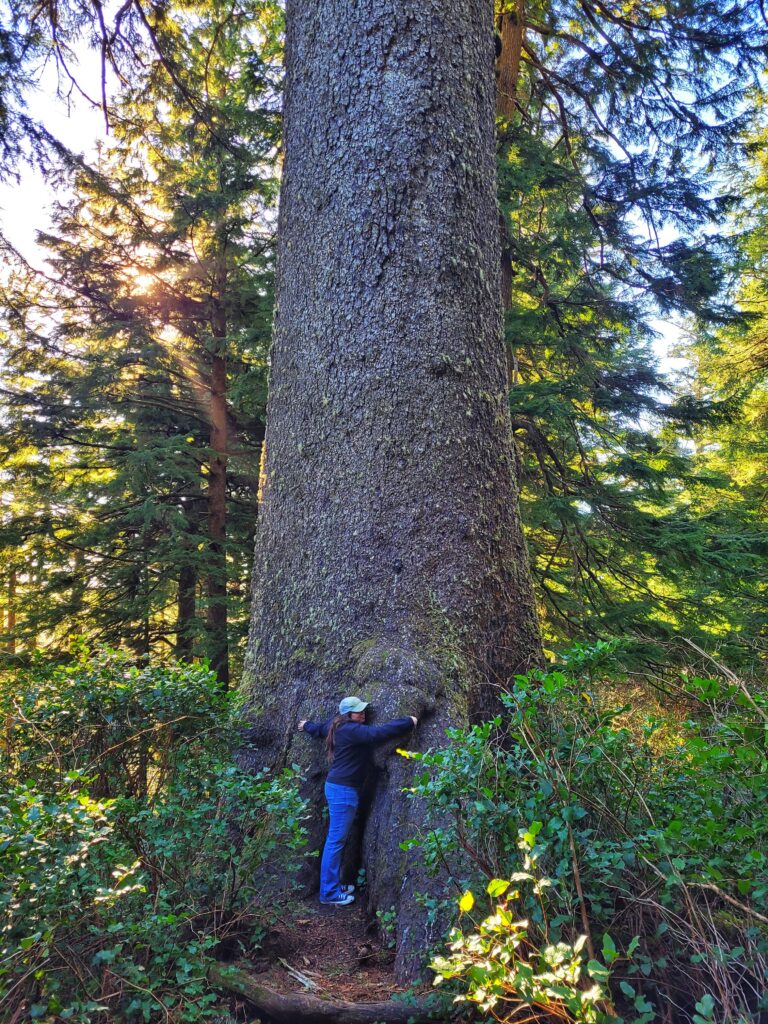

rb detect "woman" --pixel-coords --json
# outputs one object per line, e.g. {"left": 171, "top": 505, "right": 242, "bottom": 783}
{"left": 298, "top": 697, "right": 417, "bottom": 906}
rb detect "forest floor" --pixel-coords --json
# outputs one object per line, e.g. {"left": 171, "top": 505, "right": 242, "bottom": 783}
{"left": 226, "top": 893, "right": 420, "bottom": 1013}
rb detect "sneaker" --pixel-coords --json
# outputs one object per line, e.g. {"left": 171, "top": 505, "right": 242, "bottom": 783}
{"left": 341, "top": 884, "right": 355, "bottom": 894}
{"left": 320, "top": 892, "right": 355, "bottom": 906}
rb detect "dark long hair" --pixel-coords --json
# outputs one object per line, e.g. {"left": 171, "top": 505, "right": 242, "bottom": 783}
{"left": 325, "top": 713, "right": 352, "bottom": 762}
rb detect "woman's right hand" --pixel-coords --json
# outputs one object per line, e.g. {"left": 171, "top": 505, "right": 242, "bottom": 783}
{"left": 297, "top": 720, "right": 307, "bottom": 731}
{"left": 409, "top": 716, "right": 418, "bottom": 726}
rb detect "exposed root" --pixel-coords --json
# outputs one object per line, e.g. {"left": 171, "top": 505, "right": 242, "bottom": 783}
{"left": 209, "top": 963, "right": 438, "bottom": 1023}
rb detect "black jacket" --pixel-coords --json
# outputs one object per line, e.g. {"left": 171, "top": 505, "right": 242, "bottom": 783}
{"left": 303, "top": 717, "right": 413, "bottom": 789}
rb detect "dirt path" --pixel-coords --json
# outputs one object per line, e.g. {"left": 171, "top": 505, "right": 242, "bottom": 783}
{"left": 228, "top": 894, "right": 424, "bottom": 1011}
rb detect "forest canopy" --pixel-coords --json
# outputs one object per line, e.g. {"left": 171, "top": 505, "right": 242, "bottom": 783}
{"left": 0, "top": 0, "right": 766, "bottom": 670}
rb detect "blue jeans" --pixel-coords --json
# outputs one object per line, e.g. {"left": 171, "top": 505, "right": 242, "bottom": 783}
{"left": 320, "top": 782, "right": 359, "bottom": 901}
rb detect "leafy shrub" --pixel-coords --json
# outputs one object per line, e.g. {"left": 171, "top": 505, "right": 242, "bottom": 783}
{"left": 433, "top": 831, "right": 625, "bottom": 1024}
{"left": 402, "top": 648, "right": 768, "bottom": 1023}
{"left": 0, "top": 650, "right": 307, "bottom": 1022}
{"left": 2, "top": 647, "right": 231, "bottom": 798}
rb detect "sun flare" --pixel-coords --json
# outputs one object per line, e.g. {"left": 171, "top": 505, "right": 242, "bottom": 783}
{"left": 125, "top": 268, "right": 156, "bottom": 294}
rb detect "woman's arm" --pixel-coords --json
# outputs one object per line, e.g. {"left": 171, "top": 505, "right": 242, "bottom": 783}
{"left": 298, "top": 719, "right": 330, "bottom": 738}
{"left": 342, "top": 717, "right": 416, "bottom": 744}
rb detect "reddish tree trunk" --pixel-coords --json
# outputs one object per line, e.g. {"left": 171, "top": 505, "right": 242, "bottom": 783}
{"left": 208, "top": 335, "right": 229, "bottom": 687}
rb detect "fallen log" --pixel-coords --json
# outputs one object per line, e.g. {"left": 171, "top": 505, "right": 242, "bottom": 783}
{"left": 209, "top": 962, "right": 443, "bottom": 1023}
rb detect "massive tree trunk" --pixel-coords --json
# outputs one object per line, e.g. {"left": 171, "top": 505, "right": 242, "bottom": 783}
{"left": 244, "top": 0, "right": 541, "bottom": 980}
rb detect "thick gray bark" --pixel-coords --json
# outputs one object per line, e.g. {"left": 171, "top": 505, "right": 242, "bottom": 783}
{"left": 244, "top": 0, "right": 541, "bottom": 981}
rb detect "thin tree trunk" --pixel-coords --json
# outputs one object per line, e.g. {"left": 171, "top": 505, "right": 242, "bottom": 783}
{"left": 7, "top": 568, "right": 16, "bottom": 657}
{"left": 497, "top": 0, "right": 526, "bottom": 120}
{"left": 208, "top": 309, "right": 229, "bottom": 687}
{"left": 245, "top": 0, "right": 541, "bottom": 978}
{"left": 141, "top": 560, "right": 151, "bottom": 661}
{"left": 176, "top": 559, "right": 197, "bottom": 661}
{"left": 498, "top": 0, "right": 526, "bottom": 337}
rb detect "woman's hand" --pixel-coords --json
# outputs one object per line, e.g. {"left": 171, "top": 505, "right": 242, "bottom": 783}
{"left": 297, "top": 720, "right": 307, "bottom": 731}
{"left": 409, "top": 715, "right": 418, "bottom": 726}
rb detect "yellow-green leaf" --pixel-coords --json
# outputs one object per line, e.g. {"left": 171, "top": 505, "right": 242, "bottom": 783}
{"left": 458, "top": 890, "right": 474, "bottom": 913}
{"left": 487, "top": 878, "right": 510, "bottom": 898}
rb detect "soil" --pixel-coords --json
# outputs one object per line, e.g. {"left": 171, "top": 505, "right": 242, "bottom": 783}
{"left": 231, "top": 892, "right": 425, "bottom": 1005}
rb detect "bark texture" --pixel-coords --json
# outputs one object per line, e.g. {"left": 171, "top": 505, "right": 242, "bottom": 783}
{"left": 497, "top": 1, "right": 526, "bottom": 320}
{"left": 244, "top": 0, "right": 541, "bottom": 981}
{"left": 497, "top": 0, "right": 526, "bottom": 120}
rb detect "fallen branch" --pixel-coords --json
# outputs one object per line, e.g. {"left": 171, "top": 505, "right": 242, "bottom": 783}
{"left": 209, "top": 963, "right": 440, "bottom": 1023}
{"left": 688, "top": 882, "right": 768, "bottom": 926}
{"left": 277, "top": 956, "right": 319, "bottom": 990}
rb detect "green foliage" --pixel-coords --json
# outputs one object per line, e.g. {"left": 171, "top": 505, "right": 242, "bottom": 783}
{"left": 494, "top": 0, "right": 768, "bottom": 661}
{"left": 375, "top": 906, "right": 398, "bottom": 951}
{"left": 0, "top": 652, "right": 308, "bottom": 1022}
{"left": 402, "top": 647, "right": 768, "bottom": 1022}
{"left": 0, "top": 0, "right": 284, "bottom": 678}
{"left": 432, "top": 831, "right": 620, "bottom": 1024}
{"left": 673, "top": 117, "right": 768, "bottom": 667}
{"left": 499, "top": 113, "right": 759, "bottom": 657}
{"left": 3, "top": 647, "right": 229, "bottom": 793}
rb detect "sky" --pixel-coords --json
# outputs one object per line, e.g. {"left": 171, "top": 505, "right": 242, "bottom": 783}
{"left": 0, "top": 48, "right": 106, "bottom": 265}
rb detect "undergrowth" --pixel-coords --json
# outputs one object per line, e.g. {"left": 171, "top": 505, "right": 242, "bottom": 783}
{"left": 0, "top": 649, "right": 308, "bottom": 1022}
{"left": 3, "top": 642, "right": 766, "bottom": 1024}
{"left": 401, "top": 643, "right": 768, "bottom": 1023}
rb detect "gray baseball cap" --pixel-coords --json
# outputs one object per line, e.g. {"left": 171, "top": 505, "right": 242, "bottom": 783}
{"left": 339, "top": 696, "right": 369, "bottom": 715}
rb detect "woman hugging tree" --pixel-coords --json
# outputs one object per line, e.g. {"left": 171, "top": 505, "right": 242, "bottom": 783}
{"left": 298, "top": 698, "right": 417, "bottom": 906}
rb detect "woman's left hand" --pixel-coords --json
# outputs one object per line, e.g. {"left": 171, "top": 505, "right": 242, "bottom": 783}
{"left": 297, "top": 719, "right": 307, "bottom": 731}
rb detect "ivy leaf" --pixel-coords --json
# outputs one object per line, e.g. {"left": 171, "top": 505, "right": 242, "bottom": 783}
{"left": 521, "top": 820, "right": 543, "bottom": 847}
{"left": 602, "top": 932, "right": 618, "bottom": 963}
{"left": 487, "top": 879, "right": 510, "bottom": 898}
{"left": 587, "top": 959, "right": 610, "bottom": 981}
{"left": 458, "top": 890, "right": 474, "bottom": 913}
{"left": 694, "top": 994, "right": 716, "bottom": 1020}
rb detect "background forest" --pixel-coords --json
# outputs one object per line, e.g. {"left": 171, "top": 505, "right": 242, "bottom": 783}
{"left": 1, "top": 1, "right": 767, "bottom": 1023}
{"left": 2, "top": 1, "right": 768, "bottom": 673}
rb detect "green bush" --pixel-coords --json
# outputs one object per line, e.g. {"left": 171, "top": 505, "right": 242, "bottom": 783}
{"left": 432, "top": 831, "right": 623, "bottom": 1024}
{"left": 2, "top": 648, "right": 232, "bottom": 798}
{"left": 0, "top": 651, "right": 308, "bottom": 1022}
{"left": 402, "top": 648, "right": 768, "bottom": 1023}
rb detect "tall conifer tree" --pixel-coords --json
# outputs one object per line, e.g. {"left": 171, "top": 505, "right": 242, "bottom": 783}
{"left": 492, "top": 0, "right": 768, "bottom": 652}
{"left": 244, "top": 0, "right": 542, "bottom": 978}
{"left": 0, "top": 0, "right": 282, "bottom": 676}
